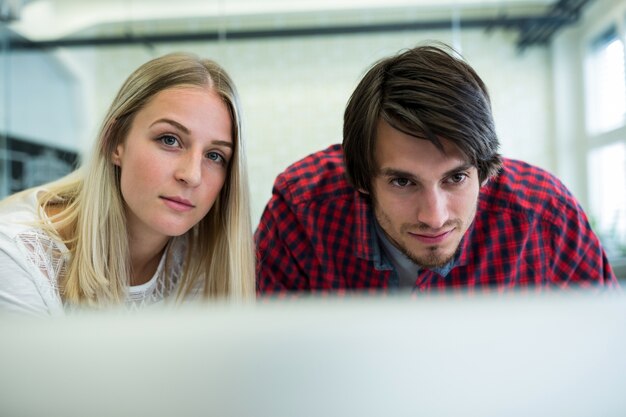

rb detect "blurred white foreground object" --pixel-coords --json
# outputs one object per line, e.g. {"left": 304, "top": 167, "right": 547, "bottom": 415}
{"left": 0, "top": 293, "right": 625, "bottom": 417}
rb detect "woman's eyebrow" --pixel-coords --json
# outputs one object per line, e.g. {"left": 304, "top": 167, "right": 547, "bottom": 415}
{"left": 150, "top": 118, "right": 190, "bottom": 134}
{"left": 212, "top": 140, "right": 233, "bottom": 149}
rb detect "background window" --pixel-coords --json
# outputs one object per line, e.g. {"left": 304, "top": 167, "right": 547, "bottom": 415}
{"left": 585, "top": 26, "right": 626, "bottom": 135}
{"left": 588, "top": 142, "right": 626, "bottom": 256}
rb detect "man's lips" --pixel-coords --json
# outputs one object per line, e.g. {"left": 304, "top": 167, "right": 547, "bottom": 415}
{"left": 408, "top": 229, "right": 453, "bottom": 244}
{"left": 160, "top": 196, "right": 195, "bottom": 211}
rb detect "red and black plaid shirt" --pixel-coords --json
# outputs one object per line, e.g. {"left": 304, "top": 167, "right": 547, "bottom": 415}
{"left": 255, "top": 145, "right": 618, "bottom": 294}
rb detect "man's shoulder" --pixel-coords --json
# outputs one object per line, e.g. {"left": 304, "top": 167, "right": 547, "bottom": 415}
{"left": 273, "top": 144, "right": 356, "bottom": 205}
{"left": 481, "top": 158, "right": 578, "bottom": 215}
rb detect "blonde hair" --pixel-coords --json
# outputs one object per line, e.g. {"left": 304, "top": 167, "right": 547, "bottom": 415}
{"left": 36, "top": 53, "right": 255, "bottom": 306}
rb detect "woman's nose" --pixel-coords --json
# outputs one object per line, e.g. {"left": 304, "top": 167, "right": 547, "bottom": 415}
{"left": 174, "top": 154, "right": 202, "bottom": 187}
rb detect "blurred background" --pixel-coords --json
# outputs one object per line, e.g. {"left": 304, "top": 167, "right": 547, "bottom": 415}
{"left": 0, "top": 0, "right": 624, "bottom": 277}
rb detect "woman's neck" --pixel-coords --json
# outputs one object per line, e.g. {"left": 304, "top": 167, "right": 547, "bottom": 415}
{"left": 128, "top": 236, "right": 169, "bottom": 286}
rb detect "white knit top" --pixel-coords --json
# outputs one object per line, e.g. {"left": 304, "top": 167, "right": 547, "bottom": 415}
{"left": 0, "top": 188, "right": 189, "bottom": 316}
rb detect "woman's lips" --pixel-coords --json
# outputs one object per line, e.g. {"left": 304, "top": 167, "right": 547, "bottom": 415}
{"left": 160, "top": 196, "right": 195, "bottom": 212}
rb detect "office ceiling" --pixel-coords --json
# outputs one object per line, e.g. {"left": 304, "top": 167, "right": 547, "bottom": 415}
{"left": 1, "top": 0, "right": 592, "bottom": 49}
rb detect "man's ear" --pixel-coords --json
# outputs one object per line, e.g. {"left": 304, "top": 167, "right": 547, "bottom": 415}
{"left": 358, "top": 188, "right": 369, "bottom": 195}
{"left": 111, "top": 144, "right": 124, "bottom": 166}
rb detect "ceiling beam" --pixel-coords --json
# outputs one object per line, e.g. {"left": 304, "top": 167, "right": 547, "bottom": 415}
{"left": 516, "top": 0, "right": 591, "bottom": 48}
{"left": 4, "top": 1, "right": 592, "bottom": 51}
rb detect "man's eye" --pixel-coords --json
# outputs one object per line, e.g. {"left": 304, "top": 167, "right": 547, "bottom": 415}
{"left": 449, "top": 173, "right": 467, "bottom": 184}
{"left": 159, "top": 135, "right": 179, "bottom": 146}
{"left": 391, "top": 178, "right": 411, "bottom": 187}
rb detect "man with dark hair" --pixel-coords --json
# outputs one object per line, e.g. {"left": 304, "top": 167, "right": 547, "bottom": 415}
{"left": 255, "top": 44, "right": 618, "bottom": 293}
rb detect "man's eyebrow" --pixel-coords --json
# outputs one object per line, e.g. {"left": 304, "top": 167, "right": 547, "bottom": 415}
{"left": 151, "top": 118, "right": 233, "bottom": 149}
{"left": 443, "top": 162, "right": 474, "bottom": 177}
{"left": 379, "top": 168, "right": 418, "bottom": 181}
{"left": 379, "top": 162, "right": 474, "bottom": 180}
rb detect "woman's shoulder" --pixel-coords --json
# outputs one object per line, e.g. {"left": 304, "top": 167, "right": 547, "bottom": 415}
{"left": 0, "top": 187, "right": 68, "bottom": 272}
{"left": 0, "top": 188, "right": 46, "bottom": 238}
{"left": 0, "top": 188, "right": 66, "bottom": 316}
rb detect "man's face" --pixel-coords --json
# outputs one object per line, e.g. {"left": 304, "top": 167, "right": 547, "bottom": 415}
{"left": 369, "top": 119, "right": 481, "bottom": 268}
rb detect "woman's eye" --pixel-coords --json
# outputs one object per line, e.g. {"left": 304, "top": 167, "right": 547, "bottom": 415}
{"left": 159, "top": 135, "right": 179, "bottom": 147}
{"left": 206, "top": 151, "right": 225, "bottom": 164}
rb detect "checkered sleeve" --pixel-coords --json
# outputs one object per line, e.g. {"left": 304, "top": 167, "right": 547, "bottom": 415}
{"left": 548, "top": 194, "right": 619, "bottom": 289}
{"left": 255, "top": 176, "right": 311, "bottom": 294}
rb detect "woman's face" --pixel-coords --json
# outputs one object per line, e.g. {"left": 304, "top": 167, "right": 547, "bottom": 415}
{"left": 112, "top": 86, "right": 233, "bottom": 245}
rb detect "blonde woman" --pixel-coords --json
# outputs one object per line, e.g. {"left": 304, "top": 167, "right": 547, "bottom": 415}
{"left": 0, "top": 53, "right": 255, "bottom": 315}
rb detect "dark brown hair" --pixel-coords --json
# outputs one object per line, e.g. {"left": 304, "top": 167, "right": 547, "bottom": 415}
{"left": 343, "top": 43, "right": 502, "bottom": 194}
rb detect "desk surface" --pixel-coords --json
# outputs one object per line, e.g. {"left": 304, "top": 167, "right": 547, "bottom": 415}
{"left": 1, "top": 293, "right": 625, "bottom": 417}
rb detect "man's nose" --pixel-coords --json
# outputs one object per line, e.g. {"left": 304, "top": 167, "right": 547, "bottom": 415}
{"left": 417, "top": 188, "right": 449, "bottom": 230}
